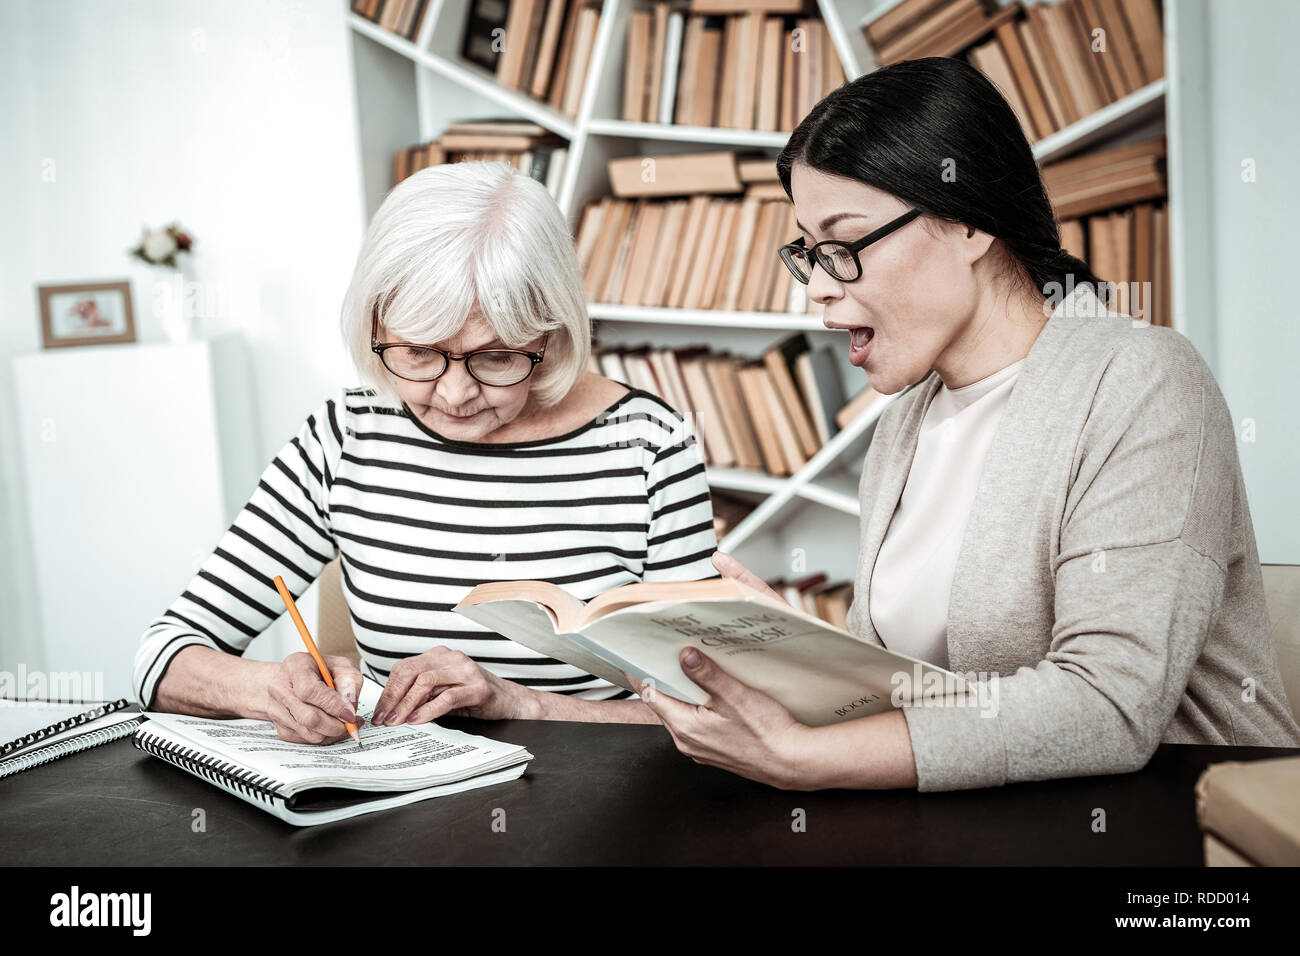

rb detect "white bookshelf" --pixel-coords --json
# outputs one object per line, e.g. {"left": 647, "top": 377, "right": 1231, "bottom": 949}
{"left": 345, "top": 0, "right": 1200, "bottom": 584}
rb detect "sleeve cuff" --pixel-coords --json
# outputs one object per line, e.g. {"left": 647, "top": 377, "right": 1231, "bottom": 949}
{"left": 902, "top": 700, "right": 1008, "bottom": 792}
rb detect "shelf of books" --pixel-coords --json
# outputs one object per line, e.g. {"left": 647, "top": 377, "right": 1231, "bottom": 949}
{"left": 348, "top": 0, "right": 1191, "bottom": 623}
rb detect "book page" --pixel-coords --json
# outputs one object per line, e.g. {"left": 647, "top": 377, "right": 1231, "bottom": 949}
{"left": 578, "top": 576, "right": 763, "bottom": 627}
{"left": 141, "top": 679, "right": 529, "bottom": 793}
{"left": 457, "top": 579, "right": 587, "bottom": 632}
{"left": 454, "top": 600, "right": 634, "bottom": 690}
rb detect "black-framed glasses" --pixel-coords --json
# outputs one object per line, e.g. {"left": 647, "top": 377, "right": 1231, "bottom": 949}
{"left": 778, "top": 207, "right": 923, "bottom": 284}
{"left": 371, "top": 315, "right": 549, "bottom": 386}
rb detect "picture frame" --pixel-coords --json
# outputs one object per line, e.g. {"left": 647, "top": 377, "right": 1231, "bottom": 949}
{"left": 37, "top": 280, "right": 136, "bottom": 349}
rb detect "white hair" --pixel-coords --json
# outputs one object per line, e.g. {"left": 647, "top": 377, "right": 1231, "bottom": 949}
{"left": 340, "top": 161, "right": 591, "bottom": 409}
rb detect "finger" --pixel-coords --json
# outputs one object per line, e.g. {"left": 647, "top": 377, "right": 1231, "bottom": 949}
{"left": 272, "top": 683, "right": 348, "bottom": 741}
{"left": 266, "top": 699, "right": 309, "bottom": 743}
{"left": 267, "top": 694, "right": 329, "bottom": 745}
{"left": 373, "top": 661, "right": 419, "bottom": 724}
{"left": 711, "top": 551, "right": 784, "bottom": 603}
{"left": 293, "top": 670, "right": 357, "bottom": 724}
{"left": 626, "top": 671, "right": 697, "bottom": 726}
{"left": 675, "top": 647, "right": 750, "bottom": 718}
{"left": 284, "top": 653, "right": 356, "bottom": 722}
{"left": 327, "top": 656, "right": 363, "bottom": 712}
{"left": 406, "top": 686, "right": 473, "bottom": 724}
{"left": 384, "top": 671, "right": 440, "bottom": 725}
{"left": 626, "top": 674, "right": 701, "bottom": 754}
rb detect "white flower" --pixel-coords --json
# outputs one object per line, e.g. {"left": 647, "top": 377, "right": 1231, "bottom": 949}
{"left": 142, "top": 229, "right": 178, "bottom": 263}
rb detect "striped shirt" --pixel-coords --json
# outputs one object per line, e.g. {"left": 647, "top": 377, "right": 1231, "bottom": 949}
{"left": 134, "top": 385, "right": 720, "bottom": 709}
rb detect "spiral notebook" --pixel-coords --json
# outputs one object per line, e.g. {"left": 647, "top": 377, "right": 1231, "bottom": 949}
{"left": 0, "top": 698, "right": 143, "bottom": 780}
{"left": 133, "top": 678, "right": 531, "bottom": 826}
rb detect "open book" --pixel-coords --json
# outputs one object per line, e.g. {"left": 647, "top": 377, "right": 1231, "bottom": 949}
{"left": 134, "top": 679, "right": 530, "bottom": 826}
{"left": 454, "top": 577, "right": 967, "bottom": 726}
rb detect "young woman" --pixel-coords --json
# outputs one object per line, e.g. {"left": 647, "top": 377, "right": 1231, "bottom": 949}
{"left": 637, "top": 57, "right": 1300, "bottom": 791}
{"left": 134, "top": 161, "right": 718, "bottom": 742}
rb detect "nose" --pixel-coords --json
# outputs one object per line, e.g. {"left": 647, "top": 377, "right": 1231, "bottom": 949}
{"left": 434, "top": 359, "right": 481, "bottom": 408}
{"left": 806, "top": 256, "right": 843, "bottom": 307}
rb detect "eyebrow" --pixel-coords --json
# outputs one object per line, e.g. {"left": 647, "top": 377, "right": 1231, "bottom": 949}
{"left": 794, "top": 212, "right": 872, "bottom": 235}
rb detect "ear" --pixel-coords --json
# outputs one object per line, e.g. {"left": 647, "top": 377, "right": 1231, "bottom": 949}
{"left": 959, "top": 224, "right": 998, "bottom": 267}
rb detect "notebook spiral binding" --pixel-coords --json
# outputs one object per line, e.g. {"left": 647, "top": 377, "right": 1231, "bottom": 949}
{"left": 132, "top": 731, "right": 283, "bottom": 805}
{"left": 0, "top": 698, "right": 130, "bottom": 758}
{"left": 0, "top": 716, "right": 144, "bottom": 780}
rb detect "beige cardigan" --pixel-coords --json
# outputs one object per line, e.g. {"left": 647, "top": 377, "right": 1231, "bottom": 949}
{"left": 846, "top": 283, "right": 1300, "bottom": 791}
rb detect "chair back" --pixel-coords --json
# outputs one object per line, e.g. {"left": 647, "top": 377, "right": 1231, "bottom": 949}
{"left": 315, "top": 557, "right": 360, "bottom": 665}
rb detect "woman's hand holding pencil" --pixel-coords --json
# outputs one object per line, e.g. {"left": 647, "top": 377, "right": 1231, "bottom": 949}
{"left": 264, "top": 575, "right": 366, "bottom": 747}
{"left": 263, "top": 652, "right": 365, "bottom": 746}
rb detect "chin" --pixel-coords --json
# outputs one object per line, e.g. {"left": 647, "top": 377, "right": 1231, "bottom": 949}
{"left": 861, "top": 369, "right": 915, "bottom": 397}
{"left": 424, "top": 407, "right": 484, "bottom": 433}
{"left": 869, "top": 378, "right": 903, "bottom": 396}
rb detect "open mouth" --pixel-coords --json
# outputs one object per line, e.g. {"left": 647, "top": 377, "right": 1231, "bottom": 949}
{"left": 848, "top": 326, "right": 875, "bottom": 364}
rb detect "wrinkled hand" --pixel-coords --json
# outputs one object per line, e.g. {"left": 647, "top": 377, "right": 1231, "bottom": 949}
{"left": 372, "top": 646, "right": 536, "bottom": 725}
{"left": 630, "top": 646, "right": 808, "bottom": 790}
{"left": 265, "top": 652, "right": 363, "bottom": 745}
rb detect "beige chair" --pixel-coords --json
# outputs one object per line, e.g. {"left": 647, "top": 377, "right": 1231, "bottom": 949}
{"left": 1261, "top": 563, "right": 1300, "bottom": 723}
{"left": 315, "top": 558, "right": 360, "bottom": 665}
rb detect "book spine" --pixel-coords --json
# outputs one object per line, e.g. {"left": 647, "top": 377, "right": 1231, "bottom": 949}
{"left": 1, "top": 697, "right": 131, "bottom": 757}
{"left": 0, "top": 716, "right": 143, "bottom": 780}
{"left": 133, "top": 728, "right": 284, "bottom": 806}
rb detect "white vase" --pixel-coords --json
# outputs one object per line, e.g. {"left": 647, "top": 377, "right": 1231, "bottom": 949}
{"left": 131, "top": 257, "right": 199, "bottom": 344}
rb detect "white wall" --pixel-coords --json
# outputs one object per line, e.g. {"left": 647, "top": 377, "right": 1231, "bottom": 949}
{"left": 0, "top": 0, "right": 367, "bottom": 681}
{"left": 1201, "top": 0, "right": 1300, "bottom": 564}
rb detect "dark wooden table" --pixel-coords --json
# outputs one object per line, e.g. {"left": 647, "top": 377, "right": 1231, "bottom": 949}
{"left": 4, "top": 717, "right": 1294, "bottom": 865}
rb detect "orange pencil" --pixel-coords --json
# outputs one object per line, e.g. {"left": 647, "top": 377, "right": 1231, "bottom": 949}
{"left": 273, "top": 574, "right": 363, "bottom": 748}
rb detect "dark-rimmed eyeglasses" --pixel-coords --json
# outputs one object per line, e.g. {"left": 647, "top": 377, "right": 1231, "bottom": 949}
{"left": 371, "top": 315, "right": 549, "bottom": 387}
{"left": 778, "top": 207, "right": 924, "bottom": 284}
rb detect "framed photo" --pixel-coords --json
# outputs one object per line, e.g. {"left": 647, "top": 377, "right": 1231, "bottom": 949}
{"left": 37, "top": 280, "right": 136, "bottom": 349}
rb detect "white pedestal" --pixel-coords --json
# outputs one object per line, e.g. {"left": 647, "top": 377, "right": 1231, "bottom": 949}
{"left": 12, "top": 334, "right": 260, "bottom": 699}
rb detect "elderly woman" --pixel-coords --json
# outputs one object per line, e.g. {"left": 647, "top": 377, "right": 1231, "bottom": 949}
{"left": 134, "top": 161, "right": 718, "bottom": 742}
{"left": 636, "top": 57, "right": 1300, "bottom": 791}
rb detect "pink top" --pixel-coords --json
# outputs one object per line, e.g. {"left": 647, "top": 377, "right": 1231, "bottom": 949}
{"left": 869, "top": 358, "right": 1026, "bottom": 668}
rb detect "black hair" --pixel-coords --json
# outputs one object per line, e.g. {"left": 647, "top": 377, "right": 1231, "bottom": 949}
{"left": 776, "top": 56, "right": 1103, "bottom": 301}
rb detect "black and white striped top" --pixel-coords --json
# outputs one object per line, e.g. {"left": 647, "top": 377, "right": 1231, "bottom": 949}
{"left": 134, "top": 385, "right": 720, "bottom": 709}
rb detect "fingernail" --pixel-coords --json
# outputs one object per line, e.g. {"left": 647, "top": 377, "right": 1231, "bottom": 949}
{"left": 406, "top": 713, "right": 419, "bottom": 723}
{"left": 386, "top": 713, "right": 401, "bottom": 725}
{"left": 373, "top": 711, "right": 386, "bottom": 724}
{"left": 340, "top": 711, "right": 356, "bottom": 723}
{"left": 683, "top": 648, "right": 702, "bottom": 670}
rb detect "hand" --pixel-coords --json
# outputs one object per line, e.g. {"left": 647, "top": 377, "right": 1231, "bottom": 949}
{"left": 711, "top": 551, "right": 788, "bottom": 605}
{"left": 372, "top": 646, "right": 536, "bottom": 725}
{"left": 264, "top": 652, "right": 364, "bottom": 745}
{"left": 629, "top": 646, "right": 809, "bottom": 790}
